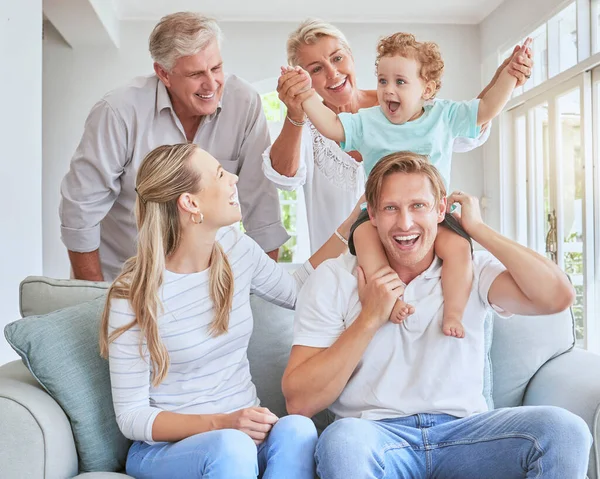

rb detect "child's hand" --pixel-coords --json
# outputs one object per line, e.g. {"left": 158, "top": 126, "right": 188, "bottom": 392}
{"left": 279, "top": 66, "right": 312, "bottom": 89}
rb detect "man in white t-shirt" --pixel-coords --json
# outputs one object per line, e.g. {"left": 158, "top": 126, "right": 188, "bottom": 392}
{"left": 282, "top": 151, "right": 592, "bottom": 478}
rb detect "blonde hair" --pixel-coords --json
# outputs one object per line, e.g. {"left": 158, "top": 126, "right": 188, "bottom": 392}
{"left": 376, "top": 32, "right": 444, "bottom": 97}
{"left": 365, "top": 151, "right": 447, "bottom": 212}
{"left": 99, "top": 144, "right": 234, "bottom": 386}
{"left": 287, "top": 18, "right": 351, "bottom": 66}
{"left": 149, "top": 12, "right": 223, "bottom": 71}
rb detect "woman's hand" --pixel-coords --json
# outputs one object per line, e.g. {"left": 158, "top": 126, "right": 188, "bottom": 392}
{"left": 501, "top": 39, "right": 533, "bottom": 87}
{"left": 337, "top": 194, "right": 366, "bottom": 241}
{"left": 221, "top": 407, "right": 279, "bottom": 445}
{"left": 277, "top": 66, "right": 313, "bottom": 122}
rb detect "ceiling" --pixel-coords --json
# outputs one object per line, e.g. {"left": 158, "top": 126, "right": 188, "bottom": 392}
{"left": 113, "top": 0, "right": 508, "bottom": 25}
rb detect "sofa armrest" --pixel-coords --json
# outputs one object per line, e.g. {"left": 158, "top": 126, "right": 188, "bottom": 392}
{"left": 0, "top": 361, "right": 78, "bottom": 479}
{"left": 523, "top": 348, "right": 600, "bottom": 479}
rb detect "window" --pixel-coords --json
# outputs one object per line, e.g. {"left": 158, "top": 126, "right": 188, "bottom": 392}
{"left": 260, "top": 90, "right": 310, "bottom": 264}
{"left": 548, "top": 2, "right": 578, "bottom": 75}
{"left": 508, "top": 77, "right": 595, "bottom": 350}
{"left": 503, "top": 2, "right": 578, "bottom": 98}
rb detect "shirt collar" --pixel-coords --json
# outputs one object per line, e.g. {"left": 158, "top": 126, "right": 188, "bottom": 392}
{"left": 422, "top": 256, "right": 443, "bottom": 279}
{"left": 156, "top": 76, "right": 223, "bottom": 121}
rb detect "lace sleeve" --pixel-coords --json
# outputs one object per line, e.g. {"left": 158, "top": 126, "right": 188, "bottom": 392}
{"left": 309, "top": 121, "right": 363, "bottom": 191}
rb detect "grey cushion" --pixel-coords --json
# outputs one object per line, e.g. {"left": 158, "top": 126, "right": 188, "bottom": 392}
{"left": 491, "top": 308, "right": 575, "bottom": 408}
{"left": 248, "top": 295, "right": 295, "bottom": 418}
{"left": 4, "top": 296, "right": 131, "bottom": 473}
{"left": 19, "top": 276, "right": 109, "bottom": 317}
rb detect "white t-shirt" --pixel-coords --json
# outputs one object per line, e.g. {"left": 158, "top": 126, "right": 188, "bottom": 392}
{"left": 262, "top": 106, "right": 491, "bottom": 254}
{"left": 293, "top": 252, "right": 507, "bottom": 421}
{"left": 108, "top": 226, "right": 313, "bottom": 442}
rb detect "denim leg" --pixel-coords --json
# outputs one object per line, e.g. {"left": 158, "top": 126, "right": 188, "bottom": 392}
{"left": 315, "top": 417, "right": 427, "bottom": 479}
{"left": 125, "top": 429, "right": 259, "bottom": 479}
{"left": 257, "top": 414, "right": 318, "bottom": 479}
{"left": 426, "top": 406, "right": 592, "bottom": 478}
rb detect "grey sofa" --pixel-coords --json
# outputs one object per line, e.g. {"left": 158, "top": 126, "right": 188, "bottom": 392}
{"left": 0, "top": 275, "right": 599, "bottom": 478}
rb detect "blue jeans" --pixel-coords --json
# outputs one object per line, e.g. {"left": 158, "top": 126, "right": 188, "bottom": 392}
{"left": 126, "top": 414, "right": 317, "bottom": 478}
{"left": 315, "top": 406, "right": 592, "bottom": 478}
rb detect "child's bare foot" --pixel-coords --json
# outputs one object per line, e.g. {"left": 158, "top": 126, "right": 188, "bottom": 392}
{"left": 390, "top": 299, "right": 415, "bottom": 324}
{"left": 442, "top": 315, "right": 465, "bottom": 338}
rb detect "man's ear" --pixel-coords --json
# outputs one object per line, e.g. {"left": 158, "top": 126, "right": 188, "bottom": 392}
{"left": 422, "top": 79, "right": 437, "bottom": 100}
{"left": 154, "top": 62, "right": 172, "bottom": 89}
{"left": 367, "top": 205, "right": 377, "bottom": 227}
{"left": 438, "top": 197, "right": 447, "bottom": 223}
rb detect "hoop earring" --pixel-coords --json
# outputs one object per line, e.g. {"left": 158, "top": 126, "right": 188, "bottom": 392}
{"left": 191, "top": 212, "right": 204, "bottom": 224}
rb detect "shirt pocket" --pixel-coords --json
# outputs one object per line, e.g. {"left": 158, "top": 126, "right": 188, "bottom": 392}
{"left": 217, "top": 158, "right": 240, "bottom": 175}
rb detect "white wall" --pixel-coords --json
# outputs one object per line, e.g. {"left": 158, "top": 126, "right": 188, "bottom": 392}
{"left": 43, "top": 20, "right": 482, "bottom": 278}
{"left": 479, "top": 0, "right": 571, "bottom": 232}
{"left": 0, "top": 0, "right": 43, "bottom": 364}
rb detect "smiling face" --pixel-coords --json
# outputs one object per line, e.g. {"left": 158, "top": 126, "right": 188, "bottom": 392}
{"left": 369, "top": 171, "right": 446, "bottom": 272}
{"left": 296, "top": 35, "right": 357, "bottom": 108}
{"left": 186, "top": 149, "right": 241, "bottom": 228}
{"left": 377, "top": 54, "right": 436, "bottom": 125}
{"left": 155, "top": 40, "right": 224, "bottom": 119}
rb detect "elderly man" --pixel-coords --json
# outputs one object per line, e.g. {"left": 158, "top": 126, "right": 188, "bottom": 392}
{"left": 282, "top": 151, "right": 592, "bottom": 478}
{"left": 60, "top": 12, "right": 288, "bottom": 281}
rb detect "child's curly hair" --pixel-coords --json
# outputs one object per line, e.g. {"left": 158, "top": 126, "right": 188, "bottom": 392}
{"left": 376, "top": 32, "right": 444, "bottom": 97}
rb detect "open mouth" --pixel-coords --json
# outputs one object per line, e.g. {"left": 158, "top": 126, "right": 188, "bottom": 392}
{"left": 327, "top": 77, "right": 347, "bottom": 92}
{"left": 195, "top": 92, "right": 215, "bottom": 100}
{"left": 229, "top": 189, "right": 239, "bottom": 208}
{"left": 393, "top": 233, "right": 420, "bottom": 249}
{"left": 387, "top": 101, "right": 400, "bottom": 113}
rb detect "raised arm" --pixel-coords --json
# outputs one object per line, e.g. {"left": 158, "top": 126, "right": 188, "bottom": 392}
{"left": 477, "top": 38, "right": 532, "bottom": 126}
{"left": 60, "top": 100, "right": 128, "bottom": 281}
{"left": 268, "top": 68, "right": 314, "bottom": 178}
{"left": 283, "top": 67, "right": 345, "bottom": 143}
{"left": 453, "top": 44, "right": 533, "bottom": 152}
{"left": 447, "top": 191, "right": 575, "bottom": 316}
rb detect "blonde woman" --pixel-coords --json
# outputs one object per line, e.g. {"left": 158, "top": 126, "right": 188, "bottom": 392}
{"left": 100, "top": 143, "right": 362, "bottom": 478}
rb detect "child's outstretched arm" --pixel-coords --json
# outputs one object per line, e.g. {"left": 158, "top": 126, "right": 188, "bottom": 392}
{"left": 302, "top": 93, "right": 346, "bottom": 143}
{"left": 280, "top": 66, "right": 346, "bottom": 143}
{"left": 477, "top": 38, "right": 532, "bottom": 126}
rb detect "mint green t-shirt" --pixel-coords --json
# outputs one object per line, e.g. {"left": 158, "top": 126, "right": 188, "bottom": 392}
{"left": 339, "top": 99, "right": 481, "bottom": 186}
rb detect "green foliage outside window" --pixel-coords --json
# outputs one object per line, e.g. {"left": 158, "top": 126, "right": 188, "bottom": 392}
{"left": 564, "top": 232, "right": 584, "bottom": 341}
{"left": 261, "top": 91, "right": 285, "bottom": 122}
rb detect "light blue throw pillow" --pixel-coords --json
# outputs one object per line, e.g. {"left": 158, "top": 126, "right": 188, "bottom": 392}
{"left": 4, "top": 295, "right": 131, "bottom": 473}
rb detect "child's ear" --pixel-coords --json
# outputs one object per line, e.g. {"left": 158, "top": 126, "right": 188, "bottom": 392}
{"left": 422, "top": 80, "right": 437, "bottom": 100}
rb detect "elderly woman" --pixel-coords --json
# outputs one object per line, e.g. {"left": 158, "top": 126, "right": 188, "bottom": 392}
{"left": 263, "top": 19, "right": 532, "bottom": 253}
{"left": 100, "top": 143, "right": 362, "bottom": 478}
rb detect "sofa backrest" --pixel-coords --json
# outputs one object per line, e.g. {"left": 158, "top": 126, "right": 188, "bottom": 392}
{"left": 19, "top": 276, "right": 294, "bottom": 418}
{"left": 491, "top": 308, "right": 575, "bottom": 408}
{"left": 19, "top": 276, "right": 577, "bottom": 416}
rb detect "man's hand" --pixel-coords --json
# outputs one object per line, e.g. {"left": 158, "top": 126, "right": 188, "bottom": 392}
{"left": 356, "top": 265, "right": 405, "bottom": 330}
{"left": 221, "top": 407, "right": 278, "bottom": 445}
{"left": 446, "top": 191, "right": 484, "bottom": 238}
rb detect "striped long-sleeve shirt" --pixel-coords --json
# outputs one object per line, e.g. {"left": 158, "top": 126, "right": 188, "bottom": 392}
{"left": 108, "top": 226, "right": 312, "bottom": 442}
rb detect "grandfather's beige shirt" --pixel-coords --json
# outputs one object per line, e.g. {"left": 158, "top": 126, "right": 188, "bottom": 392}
{"left": 60, "top": 74, "right": 288, "bottom": 281}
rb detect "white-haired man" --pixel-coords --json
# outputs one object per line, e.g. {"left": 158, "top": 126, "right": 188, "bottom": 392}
{"left": 60, "top": 12, "right": 288, "bottom": 281}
